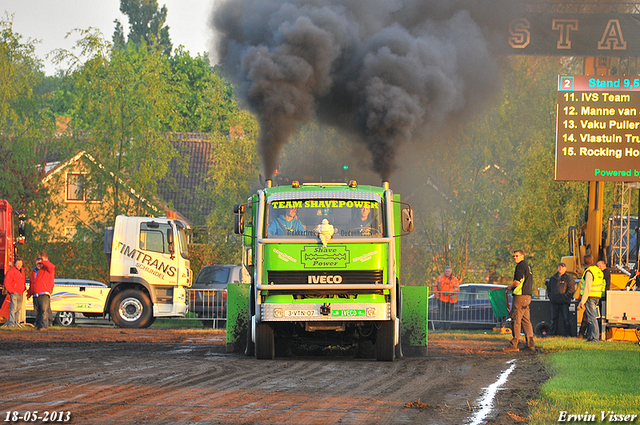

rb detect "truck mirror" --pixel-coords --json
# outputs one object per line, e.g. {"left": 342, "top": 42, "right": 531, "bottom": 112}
{"left": 17, "top": 213, "right": 26, "bottom": 239}
{"left": 401, "top": 208, "right": 414, "bottom": 232}
{"left": 234, "top": 214, "right": 245, "bottom": 234}
{"left": 104, "top": 227, "right": 114, "bottom": 254}
{"left": 167, "top": 229, "right": 175, "bottom": 255}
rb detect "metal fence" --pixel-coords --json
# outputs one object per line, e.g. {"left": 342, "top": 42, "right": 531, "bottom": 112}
{"left": 428, "top": 290, "right": 504, "bottom": 330}
{"left": 185, "top": 288, "right": 227, "bottom": 328}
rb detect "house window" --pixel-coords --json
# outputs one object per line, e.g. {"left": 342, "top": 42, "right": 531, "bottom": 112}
{"left": 66, "top": 173, "right": 101, "bottom": 202}
{"left": 66, "top": 173, "right": 84, "bottom": 201}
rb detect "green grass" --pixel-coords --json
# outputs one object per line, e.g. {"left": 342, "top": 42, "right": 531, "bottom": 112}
{"left": 529, "top": 338, "right": 640, "bottom": 424}
{"left": 151, "top": 312, "right": 207, "bottom": 328}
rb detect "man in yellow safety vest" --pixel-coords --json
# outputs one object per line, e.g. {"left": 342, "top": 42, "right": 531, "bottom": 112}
{"left": 504, "top": 249, "right": 535, "bottom": 353}
{"left": 579, "top": 254, "right": 605, "bottom": 343}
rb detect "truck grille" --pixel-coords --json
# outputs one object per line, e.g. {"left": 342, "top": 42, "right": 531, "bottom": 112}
{"left": 267, "top": 270, "right": 384, "bottom": 285}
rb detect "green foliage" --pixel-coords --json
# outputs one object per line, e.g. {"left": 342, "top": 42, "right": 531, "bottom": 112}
{"left": 63, "top": 34, "right": 182, "bottom": 218}
{"left": 203, "top": 112, "right": 260, "bottom": 264}
{"left": 0, "top": 15, "right": 72, "bottom": 266}
{"left": 0, "top": 14, "right": 48, "bottom": 207}
{"left": 169, "top": 48, "right": 239, "bottom": 133}
{"left": 115, "top": 0, "right": 172, "bottom": 56}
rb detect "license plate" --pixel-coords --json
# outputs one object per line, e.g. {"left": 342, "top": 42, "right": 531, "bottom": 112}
{"left": 285, "top": 309, "right": 317, "bottom": 317}
{"left": 332, "top": 309, "right": 365, "bottom": 317}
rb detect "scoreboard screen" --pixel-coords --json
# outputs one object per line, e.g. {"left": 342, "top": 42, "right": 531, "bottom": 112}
{"left": 556, "top": 75, "right": 640, "bottom": 181}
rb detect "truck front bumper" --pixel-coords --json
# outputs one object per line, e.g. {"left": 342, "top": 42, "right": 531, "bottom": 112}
{"left": 260, "top": 303, "right": 390, "bottom": 321}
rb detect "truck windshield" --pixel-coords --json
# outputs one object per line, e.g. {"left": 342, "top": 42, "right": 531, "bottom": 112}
{"left": 176, "top": 222, "right": 189, "bottom": 259}
{"left": 266, "top": 199, "right": 383, "bottom": 238}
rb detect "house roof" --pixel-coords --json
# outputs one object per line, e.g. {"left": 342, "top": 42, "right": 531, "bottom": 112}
{"left": 158, "top": 133, "right": 215, "bottom": 227}
{"left": 42, "top": 132, "right": 218, "bottom": 227}
{"left": 42, "top": 150, "right": 164, "bottom": 217}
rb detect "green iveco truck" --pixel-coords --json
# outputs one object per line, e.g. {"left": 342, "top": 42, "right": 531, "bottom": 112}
{"left": 228, "top": 180, "right": 428, "bottom": 361}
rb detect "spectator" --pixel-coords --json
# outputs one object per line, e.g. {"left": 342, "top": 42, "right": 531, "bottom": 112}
{"left": 3, "top": 257, "right": 26, "bottom": 327}
{"left": 578, "top": 254, "right": 604, "bottom": 343}
{"left": 27, "top": 253, "right": 55, "bottom": 331}
{"left": 545, "top": 262, "right": 575, "bottom": 336}
{"left": 433, "top": 266, "right": 460, "bottom": 330}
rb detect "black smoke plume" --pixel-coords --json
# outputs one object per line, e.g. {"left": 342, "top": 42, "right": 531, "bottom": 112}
{"left": 212, "top": 0, "right": 518, "bottom": 180}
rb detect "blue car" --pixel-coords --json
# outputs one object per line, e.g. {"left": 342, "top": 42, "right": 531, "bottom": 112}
{"left": 428, "top": 283, "right": 511, "bottom": 330}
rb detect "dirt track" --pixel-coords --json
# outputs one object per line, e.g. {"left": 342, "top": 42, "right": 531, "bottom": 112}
{"left": 0, "top": 327, "right": 547, "bottom": 424}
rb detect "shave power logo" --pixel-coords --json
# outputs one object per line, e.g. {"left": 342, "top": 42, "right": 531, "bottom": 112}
{"left": 301, "top": 245, "right": 350, "bottom": 269}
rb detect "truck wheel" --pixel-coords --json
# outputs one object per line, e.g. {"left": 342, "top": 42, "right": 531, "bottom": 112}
{"left": 111, "top": 289, "right": 153, "bottom": 328}
{"left": 376, "top": 321, "right": 395, "bottom": 361}
{"left": 534, "top": 321, "right": 550, "bottom": 337}
{"left": 255, "top": 322, "right": 275, "bottom": 360}
{"left": 54, "top": 312, "right": 75, "bottom": 327}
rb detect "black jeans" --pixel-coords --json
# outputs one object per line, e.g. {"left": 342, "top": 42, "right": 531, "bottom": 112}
{"left": 33, "top": 294, "right": 51, "bottom": 329}
{"left": 550, "top": 302, "right": 570, "bottom": 336}
{"left": 439, "top": 299, "right": 454, "bottom": 330}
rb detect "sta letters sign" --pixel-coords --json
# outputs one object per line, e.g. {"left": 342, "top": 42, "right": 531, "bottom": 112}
{"left": 508, "top": 14, "right": 640, "bottom": 57}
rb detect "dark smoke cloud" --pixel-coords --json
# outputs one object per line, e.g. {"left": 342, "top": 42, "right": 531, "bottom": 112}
{"left": 212, "top": 0, "right": 518, "bottom": 180}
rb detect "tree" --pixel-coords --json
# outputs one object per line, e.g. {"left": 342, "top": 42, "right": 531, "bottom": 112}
{"left": 61, "top": 34, "right": 182, "bottom": 219}
{"left": 169, "top": 48, "right": 239, "bottom": 133}
{"left": 202, "top": 110, "right": 259, "bottom": 265}
{"left": 400, "top": 56, "right": 586, "bottom": 289}
{"left": 0, "top": 14, "right": 51, "bottom": 207}
{"left": 113, "top": 0, "right": 172, "bottom": 56}
{"left": 0, "top": 15, "right": 83, "bottom": 275}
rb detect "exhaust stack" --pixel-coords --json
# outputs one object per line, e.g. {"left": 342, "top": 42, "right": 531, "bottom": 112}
{"left": 382, "top": 181, "right": 390, "bottom": 190}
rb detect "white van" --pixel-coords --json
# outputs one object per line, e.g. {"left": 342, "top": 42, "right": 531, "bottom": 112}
{"left": 26, "top": 278, "right": 110, "bottom": 326}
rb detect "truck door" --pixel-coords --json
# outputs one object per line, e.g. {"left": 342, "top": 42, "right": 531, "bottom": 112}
{"left": 138, "top": 221, "right": 178, "bottom": 286}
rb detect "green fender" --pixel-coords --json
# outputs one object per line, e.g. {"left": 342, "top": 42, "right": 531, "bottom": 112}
{"left": 226, "top": 283, "right": 250, "bottom": 353}
{"left": 400, "top": 286, "right": 429, "bottom": 356}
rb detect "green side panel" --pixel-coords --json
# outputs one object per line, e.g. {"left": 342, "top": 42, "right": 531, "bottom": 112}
{"left": 264, "top": 244, "right": 387, "bottom": 272}
{"left": 226, "top": 283, "right": 250, "bottom": 353}
{"left": 401, "top": 286, "right": 429, "bottom": 356}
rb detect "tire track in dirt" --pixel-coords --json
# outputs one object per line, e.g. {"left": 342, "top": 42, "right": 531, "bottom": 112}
{"left": 0, "top": 330, "right": 544, "bottom": 425}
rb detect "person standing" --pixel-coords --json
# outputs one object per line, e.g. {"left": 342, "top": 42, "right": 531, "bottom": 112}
{"left": 3, "top": 257, "right": 26, "bottom": 327}
{"left": 27, "top": 253, "right": 55, "bottom": 331}
{"left": 578, "top": 254, "right": 604, "bottom": 343}
{"left": 545, "top": 262, "right": 575, "bottom": 336}
{"left": 433, "top": 266, "right": 460, "bottom": 330}
{"left": 505, "top": 250, "right": 535, "bottom": 352}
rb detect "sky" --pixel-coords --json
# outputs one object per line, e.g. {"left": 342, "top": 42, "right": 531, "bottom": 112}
{"left": 2, "top": 0, "right": 219, "bottom": 75}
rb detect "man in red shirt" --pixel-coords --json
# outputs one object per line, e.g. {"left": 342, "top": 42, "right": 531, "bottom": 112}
{"left": 3, "top": 257, "right": 26, "bottom": 327}
{"left": 27, "top": 253, "right": 55, "bottom": 330}
{"left": 433, "top": 266, "right": 460, "bottom": 330}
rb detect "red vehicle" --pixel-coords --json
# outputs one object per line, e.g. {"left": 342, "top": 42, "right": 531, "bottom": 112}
{"left": 0, "top": 200, "right": 26, "bottom": 318}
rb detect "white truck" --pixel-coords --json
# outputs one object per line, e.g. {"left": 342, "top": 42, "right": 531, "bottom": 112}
{"left": 105, "top": 215, "right": 192, "bottom": 328}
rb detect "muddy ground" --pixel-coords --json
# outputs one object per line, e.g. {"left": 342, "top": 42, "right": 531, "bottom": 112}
{"left": 0, "top": 327, "right": 547, "bottom": 425}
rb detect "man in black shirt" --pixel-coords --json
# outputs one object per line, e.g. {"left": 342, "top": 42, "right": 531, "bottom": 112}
{"left": 505, "top": 249, "right": 535, "bottom": 352}
{"left": 546, "top": 262, "right": 576, "bottom": 336}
